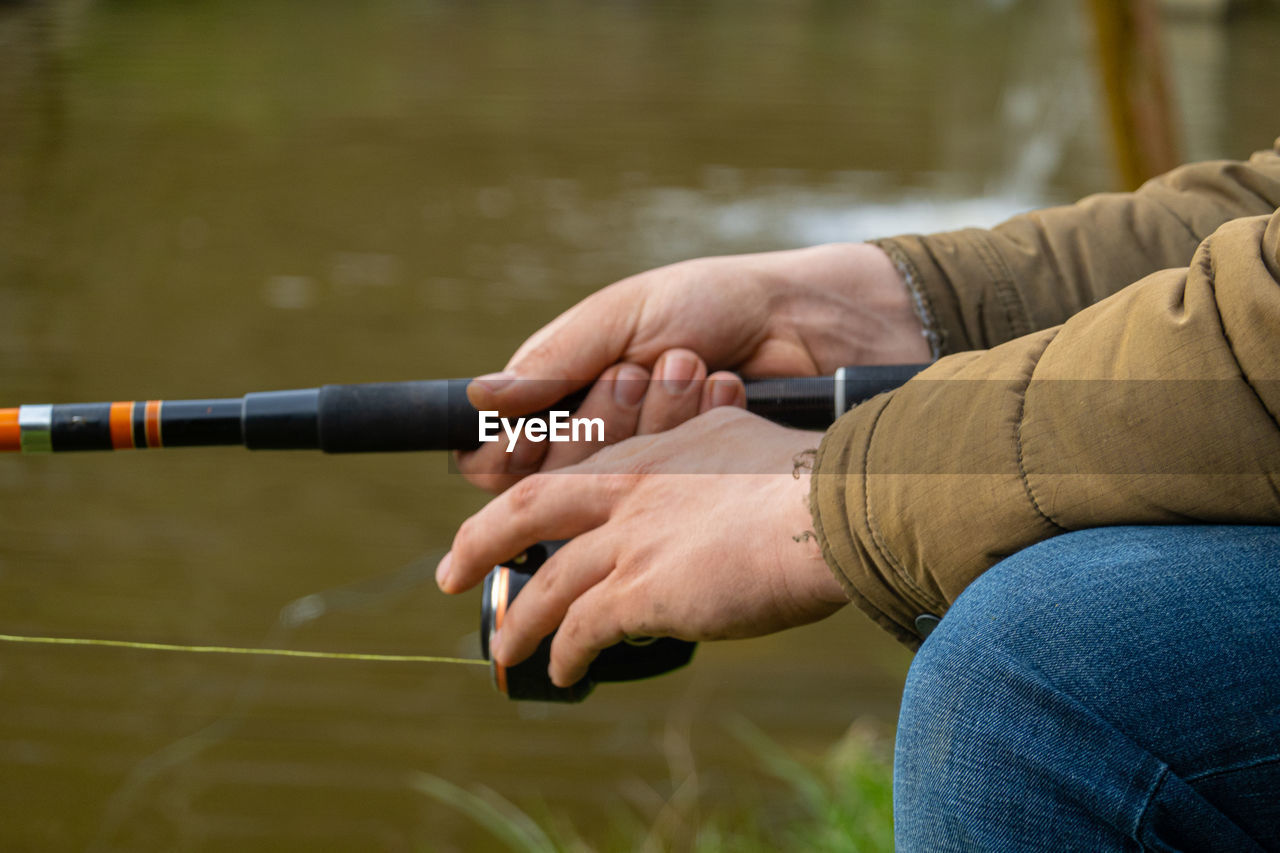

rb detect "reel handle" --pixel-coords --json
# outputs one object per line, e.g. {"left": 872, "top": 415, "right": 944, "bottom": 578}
{"left": 479, "top": 541, "right": 696, "bottom": 702}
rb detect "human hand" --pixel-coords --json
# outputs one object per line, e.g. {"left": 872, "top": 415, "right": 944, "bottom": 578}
{"left": 437, "top": 407, "right": 848, "bottom": 688}
{"left": 459, "top": 242, "right": 929, "bottom": 489}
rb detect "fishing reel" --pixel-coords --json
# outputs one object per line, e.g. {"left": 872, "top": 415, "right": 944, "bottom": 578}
{"left": 479, "top": 540, "right": 696, "bottom": 702}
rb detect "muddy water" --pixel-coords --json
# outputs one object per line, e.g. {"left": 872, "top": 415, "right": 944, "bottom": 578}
{"left": 1, "top": 1, "right": 1276, "bottom": 850}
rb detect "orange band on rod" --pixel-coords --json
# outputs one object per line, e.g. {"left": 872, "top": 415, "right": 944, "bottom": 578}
{"left": 144, "top": 400, "right": 162, "bottom": 448}
{"left": 493, "top": 568, "right": 509, "bottom": 696}
{"left": 0, "top": 409, "right": 18, "bottom": 452}
{"left": 109, "top": 402, "right": 136, "bottom": 449}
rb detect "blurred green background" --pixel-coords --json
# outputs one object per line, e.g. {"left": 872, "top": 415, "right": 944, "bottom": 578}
{"left": 1, "top": 0, "right": 1276, "bottom": 850}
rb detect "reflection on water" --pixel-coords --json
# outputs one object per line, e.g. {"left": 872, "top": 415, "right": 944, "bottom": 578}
{"left": 1, "top": 0, "right": 1277, "bottom": 849}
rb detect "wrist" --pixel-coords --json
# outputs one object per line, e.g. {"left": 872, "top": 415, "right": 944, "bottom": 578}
{"left": 830, "top": 242, "right": 932, "bottom": 363}
{"left": 768, "top": 243, "right": 932, "bottom": 369}
{"left": 776, "top": 430, "right": 848, "bottom": 613}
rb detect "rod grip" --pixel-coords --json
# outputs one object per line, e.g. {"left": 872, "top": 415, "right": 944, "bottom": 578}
{"left": 743, "top": 363, "right": 928, "bottom": 429}
{"left": 317, "top": 380, "right": 476, "bottom": 452}
{"left": 315, "top": 365, "right": 930, "bottom": 453}
{"left": 743, "top": 376, "right": 834, "bottom": 430}
{"left": 836, "top": 363, "right": 929, "bottom": 411}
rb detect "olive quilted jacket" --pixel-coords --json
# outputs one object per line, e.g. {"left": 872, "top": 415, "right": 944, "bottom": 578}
{"left": 811, "top": 139, "right": 1280, "bottom": 648}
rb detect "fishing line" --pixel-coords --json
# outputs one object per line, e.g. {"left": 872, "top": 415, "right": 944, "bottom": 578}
{"left": 0, "top": 632, "right": 486, "bottom": 666}
{"left": 87, "top": 547, "right": 460, "bottom": 853}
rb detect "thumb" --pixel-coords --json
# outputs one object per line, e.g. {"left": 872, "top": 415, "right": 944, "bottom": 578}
{"left": 467, "top": 289, "right": 639, "bottom": 415}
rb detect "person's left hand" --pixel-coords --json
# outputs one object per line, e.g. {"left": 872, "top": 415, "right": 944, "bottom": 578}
{"left": 435, "top": 407, "right": 849, "bottom": 687}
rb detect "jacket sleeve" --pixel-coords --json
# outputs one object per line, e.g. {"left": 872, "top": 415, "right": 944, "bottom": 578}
{"left": 812, "top": 209, "right": 1280, "bottom": 649}
{"left": 874, "top": 139, "right": 1280, "bottom": 357}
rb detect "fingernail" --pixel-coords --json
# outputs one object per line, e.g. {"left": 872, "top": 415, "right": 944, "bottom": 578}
{"left": 659, "top": 352, "right": 697, "bottom": 394}
{"left": 473, "top": 372, "right": 516, "bottom": 393}
{"left": 710, "top": 378, "right": 741, "bottom": 408}
{"left": 613, "top": 364, "right": 648, "bottom": 407}
{"left": 435, "top": 552, "right": 453, "bottom": 591}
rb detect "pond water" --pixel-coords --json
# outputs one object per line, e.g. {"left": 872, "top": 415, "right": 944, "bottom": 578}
{"left": 1, "top": 0, "right": 1276, "bottom": 849}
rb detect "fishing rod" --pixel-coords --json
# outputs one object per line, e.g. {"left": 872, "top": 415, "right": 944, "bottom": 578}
{"left": 0, "top": 364, "right": 925, "bottom": 454}
{"left": 2, "top": 362, "right": 928, "bottom": 702}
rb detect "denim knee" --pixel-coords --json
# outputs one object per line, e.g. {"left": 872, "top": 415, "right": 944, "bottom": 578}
{"left": 893, "top": 526, "right": 1280, "bottom": 852}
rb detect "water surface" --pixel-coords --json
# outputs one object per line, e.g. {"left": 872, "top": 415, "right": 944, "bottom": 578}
{"left": 1, "top": 1, "right": 1276, "bottom": 849}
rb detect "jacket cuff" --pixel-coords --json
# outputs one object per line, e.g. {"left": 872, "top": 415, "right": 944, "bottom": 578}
{"left": 871, "top": 231, "right": 1034, "bottom": 356}
{"left": 869, "top": 237, "right": 945, "bottom": 360}
{"left": 809, "top": 395, "right": 925, "bottom": 650}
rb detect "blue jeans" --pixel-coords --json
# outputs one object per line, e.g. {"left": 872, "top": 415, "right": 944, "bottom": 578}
{"left": 894, "top": 526, "right": 1280, "bottom": 851}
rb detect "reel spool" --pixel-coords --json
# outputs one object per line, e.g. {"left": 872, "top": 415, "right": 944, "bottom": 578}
{"left": 480, "top": 540, "right": 697, "bottom": 702}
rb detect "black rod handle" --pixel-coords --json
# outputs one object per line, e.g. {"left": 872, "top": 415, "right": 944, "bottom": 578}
{"left": 316, "top": 380, "right": 473, "bottom": 453}
{"left": 743, "top": 363, "right": 927, "bottom": 429}
{"left": 313, "top": 363, "right": 928, "bottom": 453}
{"left": 3, "top": 364, "right": 931, "bottom": 454}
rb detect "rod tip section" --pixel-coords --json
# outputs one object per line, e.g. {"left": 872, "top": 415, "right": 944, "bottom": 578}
{"left": 0, "top": 409, "right": 19, "bottom": 452}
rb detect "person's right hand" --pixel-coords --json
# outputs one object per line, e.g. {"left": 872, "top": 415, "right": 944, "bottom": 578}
{"left": 458, "top": 242, "right": 931, "bottom": 491}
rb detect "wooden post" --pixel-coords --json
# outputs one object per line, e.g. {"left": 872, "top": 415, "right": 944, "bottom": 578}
{"left": 1087, "top": 0, "right": 1182, "bottom": 189}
